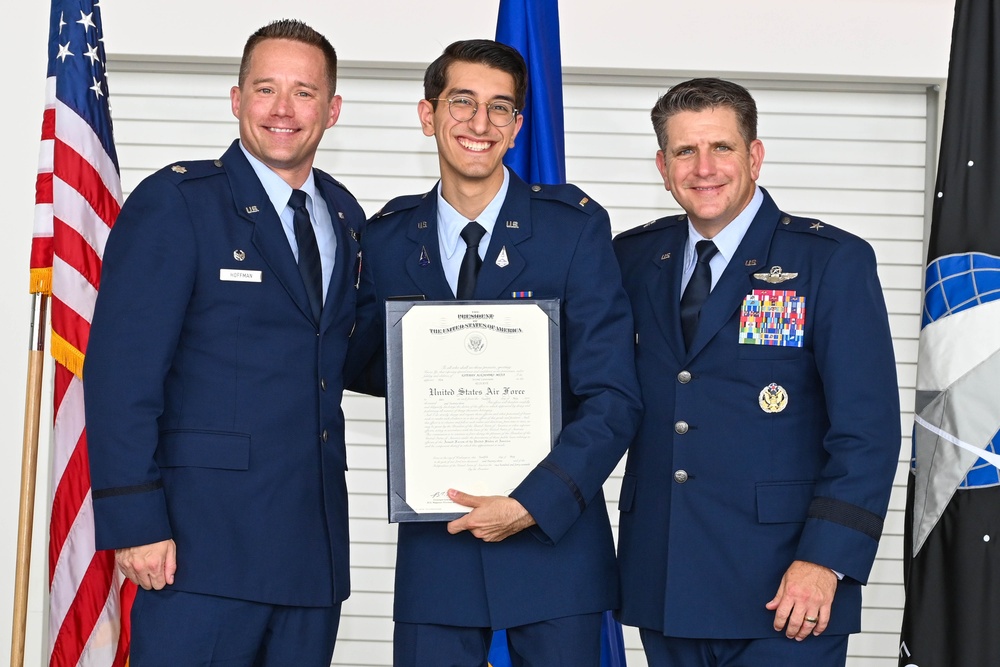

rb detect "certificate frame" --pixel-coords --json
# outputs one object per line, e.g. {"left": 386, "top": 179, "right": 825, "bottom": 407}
{"left": 385, "top": 299, "right": 561, "bottom": 522}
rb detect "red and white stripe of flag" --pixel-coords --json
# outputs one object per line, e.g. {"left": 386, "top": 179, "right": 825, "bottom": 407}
{"left": 33, "top": 64, "right": 134, "bottom": 667}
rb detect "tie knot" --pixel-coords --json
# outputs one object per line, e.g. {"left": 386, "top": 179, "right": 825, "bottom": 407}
{"left": 288, "top": 189, "right": 308, "bottom": 211}
{"left": 461, "top": 221, "right": 486, "bottom": 248}
{"left": 695, "top": 240, "right": 719, "bottom": 264}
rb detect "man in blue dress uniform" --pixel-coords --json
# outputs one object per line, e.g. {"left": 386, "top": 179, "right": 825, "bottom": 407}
{"left": 349, "top": 40, "right": 642, "bottom": 666}
{"left": 85, "top": 19, "right": 364, "bottom": 666}
{"left": 613, "top": 78, "right": 900, "bottom": 667}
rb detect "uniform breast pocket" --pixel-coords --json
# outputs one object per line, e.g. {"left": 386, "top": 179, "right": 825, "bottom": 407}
{"left": 155, "top": 430, "right": 250, "bottom": 470}
{"left": 737, "top": 343, "right": 807, "bottom": 361}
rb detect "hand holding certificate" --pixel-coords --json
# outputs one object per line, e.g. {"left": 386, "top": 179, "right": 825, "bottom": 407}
{"left": 385, "top": 300, "right": 561, "bottom": 522}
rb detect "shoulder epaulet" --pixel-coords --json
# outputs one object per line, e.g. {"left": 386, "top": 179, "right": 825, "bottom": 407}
{"left": 615, "top": 214, "right": 686, "bottom": 240}
{"left": 369, "top": 192, "right": 427, "bottom": 222}
{"left": 777, "top": 212, "right": 856, "bottom": 243}
{"left": 527, "top": 182, "right": 600, "bottom": 214}
{"left": 158, "top": 158, "right": 225, "bottom": 181}
{"left": 315, "top": 170, "right": 357, "bottom": 198}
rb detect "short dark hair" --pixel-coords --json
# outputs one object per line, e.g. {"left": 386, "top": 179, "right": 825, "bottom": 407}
{"left": 651, "top": 78, "right": 758, "bottom": 150}
{"left": 239, "top": 19, "right": 338, "bottom": 96}
{"left": 424, "top": 39, "right": 528, "bottom": 111}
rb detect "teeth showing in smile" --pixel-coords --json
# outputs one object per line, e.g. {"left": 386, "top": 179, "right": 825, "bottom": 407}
{"left": 458, "top": 138, "right": 491, "bottom": 152}
{"left": 268, "top": 127, "right": 295, "bottom": 134}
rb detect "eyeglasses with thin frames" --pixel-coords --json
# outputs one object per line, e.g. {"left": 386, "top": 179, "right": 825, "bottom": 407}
{"left": 427, "top": 96, "right": 519, "bottom": 127}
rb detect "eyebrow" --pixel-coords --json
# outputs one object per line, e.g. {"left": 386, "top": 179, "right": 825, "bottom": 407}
{"left": 251, "top": 77, "right": 321, "bottom": 91}
{"left": 446, "top": 87, "right": 515, "bottom": 103}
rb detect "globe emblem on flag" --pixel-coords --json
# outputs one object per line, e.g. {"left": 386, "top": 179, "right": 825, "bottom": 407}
{"left": 922, "top": 252, "right": 1000, "bottom": 325}
{"left": 922, "top": 252, "right": 1000, "bottom": 488}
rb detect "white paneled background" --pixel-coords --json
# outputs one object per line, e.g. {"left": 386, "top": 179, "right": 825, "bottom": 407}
{"left": 108, "top": 59, "right": 932, "bottom": 667}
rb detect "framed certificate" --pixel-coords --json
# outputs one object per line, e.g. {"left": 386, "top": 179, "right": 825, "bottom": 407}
{"left": 385, "top": 299, "right": 561, "bottom": 522}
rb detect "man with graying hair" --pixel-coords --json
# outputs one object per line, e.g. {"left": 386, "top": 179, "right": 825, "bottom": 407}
{"left": 85, "top": 18, "right": 363, "bottom": 666}
{"left": 613, "top": 77, "right": 900, "bottom": 666}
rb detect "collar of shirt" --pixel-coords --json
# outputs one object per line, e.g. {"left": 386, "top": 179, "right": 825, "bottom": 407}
{"left": 238, "top": 141, "right": 337, "bottom": 300}
{"left": 239, "top": 141, "right": 318, "bottom": 219}
{"left": 437, "top": 167, "right": 511, "bottom": 294}
{"left": 681, "top": 185, "right": 764, "bottom": 293}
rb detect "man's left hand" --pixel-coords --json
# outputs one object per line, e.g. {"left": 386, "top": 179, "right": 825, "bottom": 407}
{"left": 765, "top": 559, "right": 838, "bottom": 640}
{"left": 446, "top": 490, "right": 536, "bottom": 542}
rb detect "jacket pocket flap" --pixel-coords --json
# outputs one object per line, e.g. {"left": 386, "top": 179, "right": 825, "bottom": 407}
{"left": 156, "top": 430, "right": 250, "bottom": 470}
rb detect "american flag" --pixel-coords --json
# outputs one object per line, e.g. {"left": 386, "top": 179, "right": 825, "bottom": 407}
{"left": 32, "top": 1, "right": 134, "bottom": 665}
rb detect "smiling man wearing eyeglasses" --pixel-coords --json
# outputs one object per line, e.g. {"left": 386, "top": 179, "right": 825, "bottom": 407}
{"left": 347, "top": 39, "right": 641, "bottom": 666}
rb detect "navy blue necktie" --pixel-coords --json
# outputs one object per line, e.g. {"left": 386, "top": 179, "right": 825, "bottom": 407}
{"left": 680, "top": 240, "right": 719, "bottom": 350}
{"left": 457, "top": 221, "right": 486, "bottom": 300}
{"left": 289, "top": 189, "right": 323, "bottom": 322}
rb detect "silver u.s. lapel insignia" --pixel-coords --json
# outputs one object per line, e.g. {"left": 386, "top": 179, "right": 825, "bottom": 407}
{"left": 753, "top": 266, "right": 798, "bottom": 284}
{"left": 758, "top": 383, "right": 788, "bottom": 413}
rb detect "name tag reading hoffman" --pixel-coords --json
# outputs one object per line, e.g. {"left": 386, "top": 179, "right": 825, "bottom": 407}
{"left": 385, "top": 300, "right": 561, "bottom": 522}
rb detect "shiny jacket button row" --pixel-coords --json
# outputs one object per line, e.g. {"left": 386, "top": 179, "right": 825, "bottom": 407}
{"left": 674, "top": 369, "right": 693, "bottom": 483}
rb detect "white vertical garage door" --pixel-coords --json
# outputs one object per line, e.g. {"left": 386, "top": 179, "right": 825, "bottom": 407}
{"left": 106, "top": 59, "right": 933, "bottom": 667}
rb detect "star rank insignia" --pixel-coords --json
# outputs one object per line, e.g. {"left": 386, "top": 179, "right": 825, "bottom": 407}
{"left": 171, "top": 165, "right": 187, "bottom": 174}
{"left": 810, "top": 222, "right": 825, "bottom": 230}
{"left": 753, "top": 266, "right": 799, "bottom": 284}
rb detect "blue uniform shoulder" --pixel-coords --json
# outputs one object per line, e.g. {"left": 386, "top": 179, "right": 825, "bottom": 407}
{"left": 315, "top": 169, "right": 358, "bottom": 199}
{"left": 527, "top": 182, "right": 602, "bottom": 216}
{"left": 615, "top": 214, "right": 686, "bottom": 242}
{"left": 153, "top": 158, "right": 227, "bottom": 183}
{"left": 775, "top": 212, "right": 867, "bottom": 248}
{"left": 369, "top": 191, "right": 428, "bottom": 224}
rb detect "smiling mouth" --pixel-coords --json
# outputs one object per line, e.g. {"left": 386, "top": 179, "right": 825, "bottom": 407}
{"left": 267, "top": 127, "right": 296, "bottom": 134}
{"left": 458, "top": 137, "right": 493, "bottom": 152}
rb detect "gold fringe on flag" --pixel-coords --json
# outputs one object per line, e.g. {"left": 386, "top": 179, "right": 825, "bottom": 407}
{"left": 51, "top": 331, "right": 86, "bottom": 380}
{"left": 30, "top": 267, "right": 52, "bottom": 296}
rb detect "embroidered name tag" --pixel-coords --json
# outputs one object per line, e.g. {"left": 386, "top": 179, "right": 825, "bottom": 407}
{"left": 220, "top": 269, "right": 262, "bottom": 283}
{"left": 739, "top": 289, "right": 805, "bottom": 347}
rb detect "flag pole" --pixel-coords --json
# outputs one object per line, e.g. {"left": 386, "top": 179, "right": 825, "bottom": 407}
{"left": 11, "top": 293, "right": 49, "bottom": 667}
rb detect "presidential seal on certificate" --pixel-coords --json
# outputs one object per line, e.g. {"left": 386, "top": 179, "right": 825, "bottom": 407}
{"left": 385, "top": 299, "right": 561, "bottom": 522}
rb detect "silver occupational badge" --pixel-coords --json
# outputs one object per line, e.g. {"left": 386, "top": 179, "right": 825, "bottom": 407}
{"left": 753, "top": 266, "right": 799, "bottom": 284}
{"left": 496, "top": 246, "right": 510, "bottom": 268}
{"left": 233, "top": 249, "right": 246, "bottom": 261}
{"left": 758, "top": 383, "right": 788, "bottom": 413}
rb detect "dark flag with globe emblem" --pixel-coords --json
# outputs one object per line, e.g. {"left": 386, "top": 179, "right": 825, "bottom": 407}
{"left": 898, "top": 0, "right": 1000, "bottom": 665}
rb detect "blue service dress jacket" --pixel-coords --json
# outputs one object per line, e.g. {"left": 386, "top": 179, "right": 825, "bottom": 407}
{"left": 85, "top": 140, "right": 365, "bottom": 607}
{"left": 349, "top": 173, "right": 642, "bottom": 629}
{"left": 612, "top": 188, "right": 900, "bottom": 638}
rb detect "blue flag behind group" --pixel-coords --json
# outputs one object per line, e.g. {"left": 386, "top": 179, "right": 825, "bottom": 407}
{"left": 489, "top": 1, "right": 627, "bottom": 666}
{"left": 495, "top": 0, "right": 566, "bottom": 185}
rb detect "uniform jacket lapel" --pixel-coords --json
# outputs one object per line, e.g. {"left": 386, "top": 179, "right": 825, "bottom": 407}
{"left": 402, "top": 189, "right": 453, "bottom": 300}
{"left": 644, "top": 220, "right": 688, "bottom": 361}
{"left": 223, "top": 142, "right": 316, "bottom": 325}
{"left": 316, "top": 174, "right": 362, "bottom": 332}
{"left": 685, "top": 189, "right": 782, "bottom": 359}
{"left": 476, "top": 175, "right": 530, "bottom": 299}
